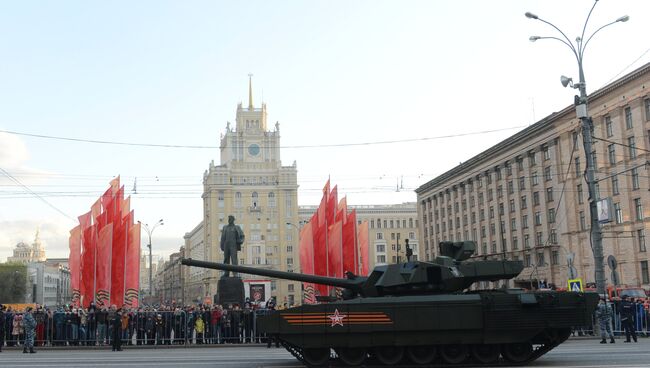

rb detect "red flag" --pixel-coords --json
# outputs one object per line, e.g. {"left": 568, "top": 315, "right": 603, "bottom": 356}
{"left": 125, "top": 221, "right": 141, "bottom": 308}
{"left": 358, "top": 221, "right": 370, "bottom": 276}
{"left": 317, "top": 180, "right": 329, "bottom": 229}
{"left": 91, "top": 199, "right": 101, "bottom": 224}
{"left": 121, "top": 196, "right": 131, "bottom": 220}
{"left": 336, "top": 197, "right": 347, "bottom": 223}
{"left": 327, "top": 185, "right": 338, "bottom": 226}
{"left": 110, "top": 213, "right": 127, "bottom": 307}
{"left": 343, "top": 210, "right": 357, "bottom": 274}
{"left": 327, "top": 221, "right": 343, "bottom": 279}
{"left": 81, "top": 224, "right": 97, "bottom": 307}
{"left": 96, "top": 223, "right": 113, "bottom": 307}
{"left": 298, "top": 222, "right": 316, "bottom": 304}
{"left": 69, "top": 225, "right": 82, "bottom": 307}
{"left": 109, "top": 176, "right": 120, "bottom": 195}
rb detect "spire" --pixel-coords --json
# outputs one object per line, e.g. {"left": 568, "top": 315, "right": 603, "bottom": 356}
{"left": 248, "top": 73, "right": 253, "bottom": 110}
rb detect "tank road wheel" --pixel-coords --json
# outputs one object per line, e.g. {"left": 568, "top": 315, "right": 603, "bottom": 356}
{"left": 440, "top": 344, "right": 468, "bottom": 364}
{"left": 502, "top": 342, "right": 533, "bottom": 363}
{"left": 336, "top": 348, "right": 367, "bottom": 366}
{"left": 303, "top": 348, "right": 331, "bottom": 366}
{"left": 374, "top": 346, "right": 405, "bottom": 365}
{"left": 406, "top": 346, "right": 437, "bottom": 365}
{"left": 471, "top": 344, "right": 501, "bottom": 364}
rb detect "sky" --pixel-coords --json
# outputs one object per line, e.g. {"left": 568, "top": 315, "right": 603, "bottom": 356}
{"left": 1, "top": 0, "right": 649, "bottom": 262}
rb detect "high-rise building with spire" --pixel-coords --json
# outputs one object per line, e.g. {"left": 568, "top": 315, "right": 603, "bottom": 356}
{"left": 193, "top": 77, "right": 300, "bottom": 305}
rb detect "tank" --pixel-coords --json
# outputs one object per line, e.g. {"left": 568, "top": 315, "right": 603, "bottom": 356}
{"left": 181, "top": 241, "right": 598, "bottom": 367}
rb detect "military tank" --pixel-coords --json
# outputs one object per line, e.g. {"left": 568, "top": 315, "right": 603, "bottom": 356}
{"left": 181, "top": 241, "right": 598, "bottom": 367}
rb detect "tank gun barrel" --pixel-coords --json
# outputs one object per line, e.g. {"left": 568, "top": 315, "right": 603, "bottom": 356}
{"left": 181, "top": 258, "right": 364, "bottom": 292}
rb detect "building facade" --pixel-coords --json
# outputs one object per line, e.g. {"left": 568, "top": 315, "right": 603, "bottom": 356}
{"left": 299, "top": 202, "right": 420, "bottom": 270}
{"left": 25, "top": 260, "right": 70, "bottom": 307}
{"left": 183, "top": 222, "right": 206, "bottom": 304}
{"left": 200, "top": 79, "right": 300, "bottom": 305}
{"left": 7, "top": 231, "right": 46, "bottom": 264}
{"left": 416, "top": 63, "right": 650, "bottom": 290}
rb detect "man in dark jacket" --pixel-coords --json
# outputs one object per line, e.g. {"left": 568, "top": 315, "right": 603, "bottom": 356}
{"left": 111, "top": 308, "right": 123, "bottom": 351}
{"left": 23, "top": 307, "right": 37, "bottom": 353}
{"left": 0, "top": 304, "right": 5, "bottom": 352}
{"left": 620, "top": 295, "right": 638, "bottom": 342}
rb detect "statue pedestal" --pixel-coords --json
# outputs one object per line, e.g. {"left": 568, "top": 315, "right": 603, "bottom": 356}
{"left": 215, "top": 277, "right": 245, "bottom": 307}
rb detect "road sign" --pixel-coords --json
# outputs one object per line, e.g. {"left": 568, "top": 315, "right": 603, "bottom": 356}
{"left": 568, "top": 278, "right": 584, "bottom": 292}
{"left": 607, "top": 255, "right": 618, "bottom": 270}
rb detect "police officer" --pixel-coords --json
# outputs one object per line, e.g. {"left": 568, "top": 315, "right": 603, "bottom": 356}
{"left": 23, "top": 307, "right": 37, "bottom": 354}
{"left": 111, "top": 308, "right": 123, "bottom": 351}
{"left": 595, "top": 298, "right": 615, "bottom": 344}
{"left": 620, "top": 295, "right": 638, "bottom": 343}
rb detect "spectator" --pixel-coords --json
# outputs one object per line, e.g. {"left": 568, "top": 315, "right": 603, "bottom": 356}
{"left": 23, "top": 307, "right": 37, "bottom": 354}
{"left": 111, "top": 308, "right": 123, "bottom": 352}
{"left": 195, "top": 315, "right": 204, "bottom": 344}
{"left": 12, "top": 313, "right": 24, "bottom": 347}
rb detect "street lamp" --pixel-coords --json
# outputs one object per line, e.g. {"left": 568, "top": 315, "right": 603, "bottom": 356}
{"left": 139, "top": 219, "right": 164, "bottom": 297}
{"left": 526, "top": 1, "right": 628, "bottom": 297}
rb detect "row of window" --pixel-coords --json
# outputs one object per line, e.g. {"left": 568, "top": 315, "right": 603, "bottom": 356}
{"left": 370, "top": 218, "right": 416, "bottom": 229}
{"left": 375, "top": 232, "right": 417, "bottom": 241}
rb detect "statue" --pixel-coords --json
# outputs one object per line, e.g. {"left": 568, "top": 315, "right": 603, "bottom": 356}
{"left": 220, "top": 215, "right": 244, "bottom": 277}
{"left": 405, "top": 239, "right": 413, "bottom": 262}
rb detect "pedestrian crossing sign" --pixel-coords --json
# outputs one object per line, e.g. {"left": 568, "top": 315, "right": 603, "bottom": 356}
{"left": 568, "top": 278, "right": 583, "bottom": 292}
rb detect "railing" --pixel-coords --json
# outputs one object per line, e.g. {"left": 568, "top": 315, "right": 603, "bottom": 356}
{"left": 1, "top": 309, "right": 273, "bottom": 347}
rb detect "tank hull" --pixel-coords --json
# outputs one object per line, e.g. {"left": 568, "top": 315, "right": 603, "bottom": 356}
{"left": 259, "top": 290, "right": 598, "bottom": 366}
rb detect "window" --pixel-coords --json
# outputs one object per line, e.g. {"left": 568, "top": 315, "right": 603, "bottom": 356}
{"left": 376, "top": 233, "right": 383, "bottom": 240}
{"left": 546, "top": 187, "right": 554, "bottom": 202}
{"left": 625, "top": 106, "right": 633, "bottom": 129}
{"left": 486, "top": 173, "right": 492, "bottom": 185}
{"left": 519, "top": 176, "right": 526, "bottom": 190}
{"left": 548, "top": 208, "right": 556, "bottom": 223}
{"left": 491, "top": 241, "right": 497, "bottom": 253}
{"left": 481, "top": 226, "right": 486, "bottom": 238}
{"left": 577, "top": 184, "right": 584, "bottom": 204}
{"left": 534, "top": 211, "right": 542, "bottom": 226}
{"left": 544, "top": 166, "right": 552, "bottom": 181}
{"left": 579, "top": 211, "right": 586, "bottom": 230}
{"left": 487, "top": 189, "right": 493, "bottom": 201}
{"left": 635, "top": 198, "right": 643, "bottom": 221}
{"left": 537, "top": 252, "right": 545, "bottom": 267}
{"left": 628, "top": 136, "right": 637, "bottom": 159}
{"left": 285, "top": 195, "right": 293, "bottom": 216}
{"left": 409, "top": 232, "right": 415, "bottom": 239}
{"left": 525, "top": 254, "right": 532, "bottom": 267}
{"left": 543, "top": 145, "right": 550, "bottom": 160}
{"left": 482, "top": 242, "right": 487, "bottom": 255}
{"left": 612, "top": 175, "right": 620, "bottom": 195}
{"left": 497, "top": 185, "right": 503, "bottom": 198}
{"left": 575, "top": 157, "right": 581, "bottom": 177}
{"left": 549, "top": 229, "right": 557, "bottom": 244}
{"left": 489, "top": 206, "right": 494, "bottom": 219}
{"left": 251, "top": 192, "right": 259, "bottom": 208}
{"left": 510, "top": 218, "right": 517, "bottom": 231}
{"left": 376, "top": 255, "right": 386, "bottom": 264}
{"left": 524, "top": 234, "right": 530, "bottom": 248}
{"left": 608, "top": 144, "right": 616, "bottom": 164}
{"left": 376, "top": 244, "right": 385, "bottom": 252}
{"left": 512, "top": 236, "right": 519, "bottom": 250}
{"left": 642, "top": 261, "right": 650, "bottom": 284}
{"left": 531, "top": 172, "right": 539, "bottom": 186}
{"left": 490, "top": 223, "right": 496, "bottom": 236}
{"left": 572, "top": 131, "right": 579, "bottom": 150}
{"left": 517, "top": 158, "right": 524, "bottom": 170}
{"left": 268, "top": 192, "right": 276, "bottom": 207}
{"left": 638, "top": 229, "right": 646, "bottom": 252}
{"left": 508, "top": 181, "right": 514, "bottom": 194}
{"left": 521, "top": 195, "right": 527, "bottom": 209}
{"left": 218, "top": 190, "right": 225, "bottom": 208}
{"left": 605, "top": 116, "right": 613, "bottom": 137}
{"left": 391, "top": 233, "right": 396, "bottom": 240}
{"left": 235, "top": 192, "right": 242, "bottom": 208}
{"left": 480, "top": 209, "right": 485, "bottom": 221}
{"left": 533, "top": 192, "right": 540, "bottom": 206}
{"left": 645, "top": 98, "right": 650, "bottom": 121}
{"left": 509, "top": 199, "right": 515, "bottom": 213}
{"left": 471, "top": 212, "right": 476, "bottom": 224}
{"left": 551, "top": 251, "right": 559, "bottom": 265}
{"left": 529, "top": 151, "right": 537, "bottom": 166}
{"left": 536, "top": 231, "right": 543, "bottom": 246}
{"left": 614, "top": 202, "right": 623, "bottom": 224}
{"left": 499, "top": 203, "right": 504, "bottom": 216}
{"left": 522, "top": 215, "right": 529, "bottom": 229}
{"left": 632, "top": 168, "right": 640, "bottom": 190}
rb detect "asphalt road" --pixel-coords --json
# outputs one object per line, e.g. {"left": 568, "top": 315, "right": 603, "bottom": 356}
{"left": 0, "top": 338, "right": 648, "bottom": 367}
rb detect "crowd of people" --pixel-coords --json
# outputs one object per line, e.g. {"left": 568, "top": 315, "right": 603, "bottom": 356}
{"left": 0, "top": 298, "right": 283, "bottom": 351}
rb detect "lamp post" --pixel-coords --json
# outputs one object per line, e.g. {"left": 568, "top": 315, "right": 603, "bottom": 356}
{"left": 139, "top": 219, "right": 164, "bottom": 297}
{"left": 526, "top": 1, "right": 628, "bottom": 296}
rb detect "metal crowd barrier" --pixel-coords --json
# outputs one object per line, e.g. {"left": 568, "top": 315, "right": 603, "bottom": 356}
{"left": 2, "top": 308, "right": 275, "bottom": 347}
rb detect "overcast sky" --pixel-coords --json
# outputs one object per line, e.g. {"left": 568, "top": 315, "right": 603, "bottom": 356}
{"left": 1, "top": 0, "right": 649, "bottom": 261}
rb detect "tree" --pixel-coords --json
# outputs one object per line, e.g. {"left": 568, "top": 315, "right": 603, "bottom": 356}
{"left": 0, "top": 263, "right": 28, "bottom": 303}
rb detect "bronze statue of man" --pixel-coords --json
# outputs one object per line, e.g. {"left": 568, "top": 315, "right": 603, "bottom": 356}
{"left": 220, "top": 215, "right": 244, "bottom": 277}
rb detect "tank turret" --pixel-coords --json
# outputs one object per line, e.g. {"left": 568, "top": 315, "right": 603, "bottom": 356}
{"left": 181, "top": 241, "right": 523, "bottom": 299}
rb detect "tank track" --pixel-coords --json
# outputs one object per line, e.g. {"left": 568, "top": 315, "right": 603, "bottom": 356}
{"left": 280, "top": 329, "right": 569, "bottom": 367}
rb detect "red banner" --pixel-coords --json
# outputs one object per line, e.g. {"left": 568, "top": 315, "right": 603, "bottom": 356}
{"left": 125, "top": 221, "right": 141, "bottom": 308}
{"left": 358, "top": 221, "right": 369, "bottom": 276}
{"left": 327, "top": 185, "right": 338, "bottom": 226}
{"left": 343, "top": 210, "right": 357, "bottom": 274}
{"left": 80, "top": 224, "right": 96, "bottom": 308}
{"left": 327, "top": 221, "right": 343, "bottom": 279}
{"left": 96, "top": 223, "right": 113, "bottom": 307}
{"left": 69, "top": 225, "right": 82, "bottom": 307}
{"left": 110, "top": 213, "right": 128, "bottom": 307}
{"left": 298, "top": 222, "right": 316, "bottom": 304}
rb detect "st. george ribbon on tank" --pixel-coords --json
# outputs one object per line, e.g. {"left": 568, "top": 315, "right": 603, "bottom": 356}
{"left": 182, "top": 241, "right": 598, "bottom": 367}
